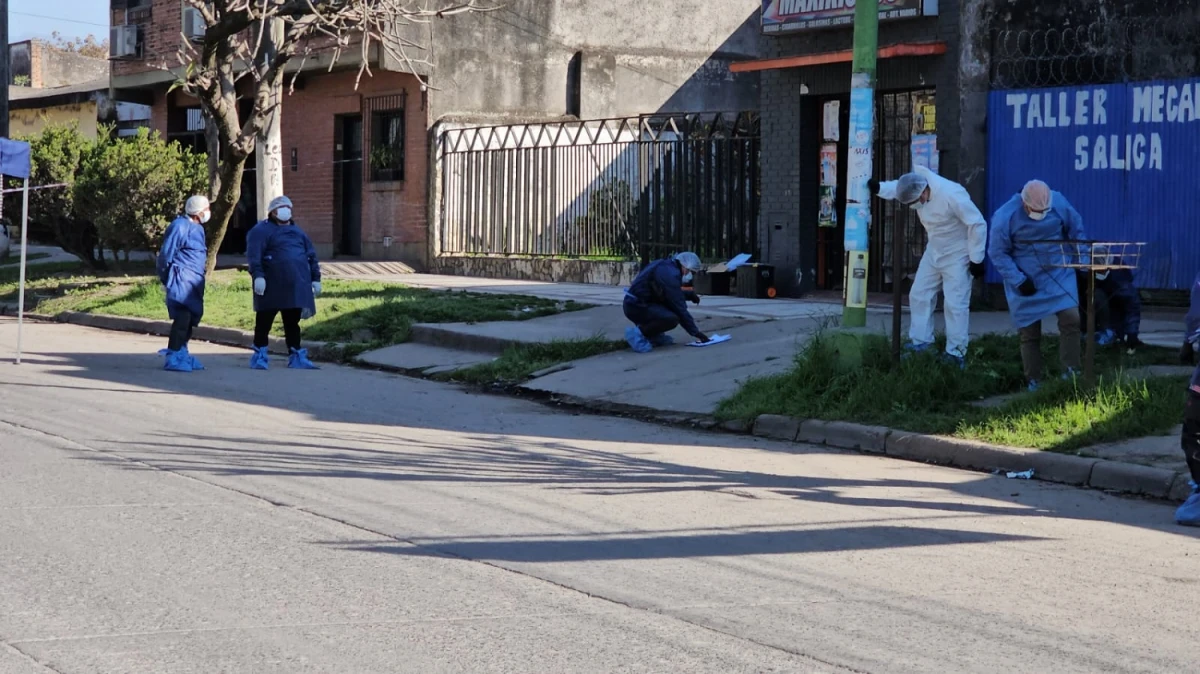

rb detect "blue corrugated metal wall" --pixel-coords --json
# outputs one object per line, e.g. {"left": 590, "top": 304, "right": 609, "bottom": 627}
{"left": 986, "top": 79, "right": 1200, "bottom": 290}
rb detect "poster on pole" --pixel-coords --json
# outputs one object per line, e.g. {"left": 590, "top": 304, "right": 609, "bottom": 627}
{"left": 762, "top": 0, "right": 937, "bottom": 34}
{"left": 844, "top": 85, "right": 874, "bottom": 252}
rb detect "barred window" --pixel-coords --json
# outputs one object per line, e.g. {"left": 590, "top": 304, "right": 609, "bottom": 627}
{"left": 369, "top": 108, "right": 405, "bottom": 182}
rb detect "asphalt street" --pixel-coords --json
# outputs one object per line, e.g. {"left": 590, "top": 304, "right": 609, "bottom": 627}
{"left": 1, "top": 317, "right": 1198, "bottom": 673}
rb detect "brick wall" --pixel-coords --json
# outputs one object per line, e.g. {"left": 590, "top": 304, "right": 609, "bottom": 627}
{"left": 279, "top": 70, "right": 427, "bottom": 264}
{"left": 112, "top": 0, "right": 182, "bottom": 78}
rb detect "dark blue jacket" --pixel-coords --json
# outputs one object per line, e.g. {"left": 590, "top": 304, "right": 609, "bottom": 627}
{"left": 625, "top": 259, "right": 700, "bottom": 336}
{"left": 246, "top": 219, "right": 321, "bottom": 315}
{"left": 1187, "top": 272, "right": 1200, "bottom": 392}
{"left": 1097, "top": 266, "right": 1141, "bottom": 337}
{"left": 156, "top": 215, "right": 207, "bottom": 319}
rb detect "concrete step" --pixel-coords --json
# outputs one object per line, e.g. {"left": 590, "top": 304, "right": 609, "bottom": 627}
{"left": 356, "top": 343, "right": 495, "bottom": 375}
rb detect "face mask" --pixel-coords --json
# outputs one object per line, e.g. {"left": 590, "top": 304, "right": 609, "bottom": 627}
{"left": 275, "top": 208, "right": 292, "bottom": 222}
{"left": 910, "top": 200, "right": 925, "bottom": 211}
{"left": 682, "top": 272, "right": 694, "bottom": 283}
{"left": 200, "top": 211, "right": 211, "bottom": 224}
{"left": 1095, "top": 272, "right": 1110, "bottom": 281}
{"left": 1028, "top": 211, "right": 1046, "bottom": 221}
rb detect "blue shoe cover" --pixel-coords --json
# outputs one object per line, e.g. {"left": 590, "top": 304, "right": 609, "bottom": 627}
{"left": 1097, "top": 329, "right": 1115, "bottom": 346}
{"left": 1027, "top": 380, "right": 1040, "bottom": 392}
{"left": 180, "top": 346, "right": 204, "bottom": 371}
{"left": 1176, "top": 487, "right": 1200, "bottom": 527}
{"left": 625, "top": 326, "right": 653, "bottom": 353}
{"left": 163, "top": 350, "right": 193, "bottom": 373}
{"left": 940, "top": 352, "right": 966, "bottom": 370}
{"left": 250, "top": 346, "right": 270, "bottom": 370}
{"left": 901, "top": 341, "right": 933, "bottom": 360}
{"left": 649, "top": 333, "right": 675, "bottom": 347}
{"left": 288, "top": 347, "right": 319, "bottom": 369}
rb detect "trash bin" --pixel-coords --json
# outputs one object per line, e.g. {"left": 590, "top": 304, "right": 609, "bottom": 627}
{"left": 736, "top": 263, "right": 776, "bottom": 299}
{"left": 693, "top": 269, "right": 733, "bottom": 296}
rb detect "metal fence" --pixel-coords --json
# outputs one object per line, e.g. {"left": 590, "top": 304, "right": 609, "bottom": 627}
{"left": 992, "top": 16, "right": 1200, "bottom": 89}
{"left": 437, "top": 112, "right": 760, "bottom": 264}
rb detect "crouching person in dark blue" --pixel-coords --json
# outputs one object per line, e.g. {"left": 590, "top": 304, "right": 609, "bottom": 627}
{"left": 1176, "top": 271, "right": 1200, "bottom": 526}
{"left": 622, "top": 251, "right": 709, "bottom": 353}
{"left": 156, "top": 195, "right": 211, "bottom": 372}
{"left": 246, "top": 195, "right": 322, "bottom": 370}
{"left": 1098, "top": 263, "right": 1143, "bottom": 349}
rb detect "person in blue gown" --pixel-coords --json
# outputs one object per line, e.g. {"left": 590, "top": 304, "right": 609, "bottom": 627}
{"left": 988, "top": 179, "right": 1086, "bottom": 390}
{"left": 156, "top": 195, "right": 211, "bottom": 372}
{"left": 245, "top": 195, "right": 322, "bottom": 370}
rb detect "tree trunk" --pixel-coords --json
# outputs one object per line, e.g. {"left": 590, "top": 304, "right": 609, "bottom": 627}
{"left": 204, "top": 116, "right": 223, "bottom": 200}
{"left": 204, "top": 152, "right": 248, "bottom": 276}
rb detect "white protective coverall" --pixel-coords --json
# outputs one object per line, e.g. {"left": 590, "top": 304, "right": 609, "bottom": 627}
{"left": 878, "top": 165, "right": 988, "bottom": 357}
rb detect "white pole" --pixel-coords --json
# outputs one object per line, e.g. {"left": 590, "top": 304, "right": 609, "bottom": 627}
{"left": 15, "top": 177, "right": 28, "bottom": 364}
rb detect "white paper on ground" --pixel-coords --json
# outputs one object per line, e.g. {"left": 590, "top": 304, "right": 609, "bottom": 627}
{"left": 687, "top": 334, "right": 732, "bottom": 347}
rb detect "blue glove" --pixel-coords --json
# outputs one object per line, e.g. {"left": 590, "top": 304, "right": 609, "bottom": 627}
{"left": 312, "top": 281, "right": 322, "bottom": 297}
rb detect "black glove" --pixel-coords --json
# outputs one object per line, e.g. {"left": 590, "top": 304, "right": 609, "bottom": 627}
{"left": 968, "top": 261, "right": 986, "bottom": 278}
{"left": 867, "top": 178, "right": 880, "bottom": 196}
{"left": 1181, "top": 340, "right": 1195, "bottom": 365}
{"left": 684, "top": 290, "right": 701, "bottom": 305}
{"left": 694, "top": 333, "right": 711, "bottom": 344}
{"left": 1018, "top": 278, "right": 1037, "bottom": 297}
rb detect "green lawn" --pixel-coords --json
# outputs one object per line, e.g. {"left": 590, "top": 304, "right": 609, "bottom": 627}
{"left": 2, "top": 264, "right": 589, "bottom": 356}
{"left": 716, "top": 331, "right": 1189, "bottom": 452}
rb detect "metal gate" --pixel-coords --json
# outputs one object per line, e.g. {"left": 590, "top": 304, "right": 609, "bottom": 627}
{"left": 872, "top": 89, "right": 933, "bottom": 293}
{"left": 437, "top": 112, "right": 760, "bottom": 264}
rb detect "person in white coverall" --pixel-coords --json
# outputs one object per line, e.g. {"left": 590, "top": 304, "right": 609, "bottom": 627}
{"left": 869, "top": 165, "right": 988, "bottom": 367}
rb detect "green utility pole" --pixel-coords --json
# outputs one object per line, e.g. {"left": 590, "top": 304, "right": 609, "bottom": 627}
{"left": 841, "top": 0, "right": 880, "bottom": 327}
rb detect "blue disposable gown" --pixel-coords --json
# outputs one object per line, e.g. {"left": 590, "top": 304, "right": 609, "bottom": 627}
{"left": 988, "top": 191, "right": 1087, "bottom": 330}
{"left": 246, "top": 219, "right": 321, "bottom": 315}
{"left": 156, "top": 215, "right": 207, "bottom": 320}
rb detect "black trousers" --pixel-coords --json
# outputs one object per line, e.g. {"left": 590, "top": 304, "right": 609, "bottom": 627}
{"left": 167, "top": 309, "right": 201, "bottom": 352}
{"left": 622, "top": 300, "right": 679, "bottom": 339}
{"left": 254, "top": 308, "right": 302, "bottom": 350}
{"left": 1182, "top": 391, "right": 1200, "bottom": 484}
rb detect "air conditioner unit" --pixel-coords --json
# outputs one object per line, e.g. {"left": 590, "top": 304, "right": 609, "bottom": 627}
{"left": 110, "top": 25, "right": 139, "bottom": 59}
{"left": 182, "top": 8, "right": 206, "bottom": 41}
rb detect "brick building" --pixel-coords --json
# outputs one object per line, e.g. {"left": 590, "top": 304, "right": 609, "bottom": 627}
{"left": 109, "top": 0, "right": 762, "bottom": 268}
{"left": 746, "top": 0, "right": 988, "bottom": 297}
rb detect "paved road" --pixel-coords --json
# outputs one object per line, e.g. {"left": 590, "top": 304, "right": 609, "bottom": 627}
{"left": 1, "top": 318, "right": 1198, "bottom": 673}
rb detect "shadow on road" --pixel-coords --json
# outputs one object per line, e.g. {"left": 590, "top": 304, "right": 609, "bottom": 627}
{"left": 4, "top": 347, "right": 1196, "bottom": 545}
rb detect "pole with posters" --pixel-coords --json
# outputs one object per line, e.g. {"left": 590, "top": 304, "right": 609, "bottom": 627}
{"left": 841, "top": 0, "right": 879, "bottom": 328}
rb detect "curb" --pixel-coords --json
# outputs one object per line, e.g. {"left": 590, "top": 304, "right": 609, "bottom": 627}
{"left": 3, "top": 306, "right": 342, "bottom": 361}
{"left": 408, "top": 324, "right": 522, "bottom": 354}
{"left": 749, "top": 414, "right": 1188, "bottom": 503}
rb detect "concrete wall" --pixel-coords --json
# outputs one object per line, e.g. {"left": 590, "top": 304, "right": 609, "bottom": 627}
{"left": 10, "top": 100, "right": 100, "bottom": 139}
{"left": 432, "top": 255, "right": 638, "bottom": 286}
{"left": 421, "top": 0, "right": 762, "bottom": 124}
{"left": 37, "top": 49, "right": 109, "bottom": 89}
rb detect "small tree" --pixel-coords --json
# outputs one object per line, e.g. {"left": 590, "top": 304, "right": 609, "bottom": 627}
{"left": 48, "top": 32, "right": 109, "bottom": 60}
{"left": 171, "top": 0, "right": 492, "bottom": 274}
{"left": 17, "top": 124, "right": 103, "bottom": 268}
{"left": 76, "top": 128, "right": 208, "bottom": 261}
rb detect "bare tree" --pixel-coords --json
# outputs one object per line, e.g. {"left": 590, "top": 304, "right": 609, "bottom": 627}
{"left": 168, "top": 0, "right": 493, "bottom": 273}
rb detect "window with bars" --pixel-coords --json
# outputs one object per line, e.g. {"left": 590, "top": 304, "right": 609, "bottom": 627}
{"left": 367, "top": 94, "right": 406, "bottom": 182}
